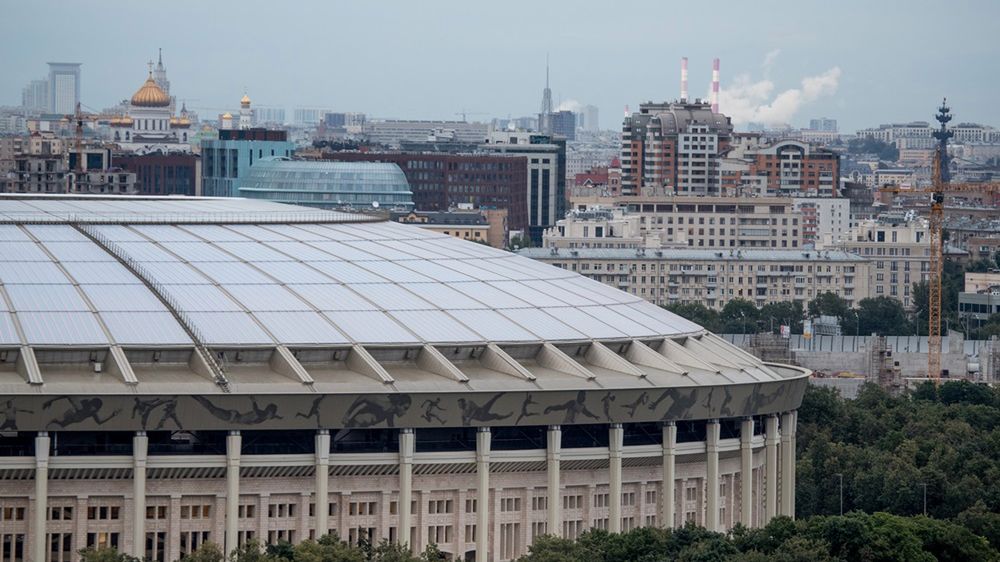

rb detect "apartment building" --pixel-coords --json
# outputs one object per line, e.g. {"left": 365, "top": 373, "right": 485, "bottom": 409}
{"left": 565, "top": 195, "right": 805, "bottom": 249}
{"left": 621, "top": 101, "right": 733, "bottom": 196}
{"left": 836, "top": 213, "right": 930, "bottom": 308}
{"left": 519, "top": 247, "right": 869, "bottom": 309}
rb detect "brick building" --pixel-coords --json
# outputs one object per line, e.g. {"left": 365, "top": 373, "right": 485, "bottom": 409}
{"left": 322, "top": 151, "right": 529, "bottom": 232}
{"left": 115, "top": 152, "right": 200, "bottom": 196}
{"left": 621, "top": 101, "right": 733, "bottom": 196}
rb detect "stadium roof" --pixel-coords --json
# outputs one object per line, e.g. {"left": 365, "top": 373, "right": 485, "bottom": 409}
{"left": 0, "top": 196, "right": 806, "bottom": 412}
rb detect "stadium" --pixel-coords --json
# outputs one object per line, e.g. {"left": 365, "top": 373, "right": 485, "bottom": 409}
{"left": 0, "top": 196, "right": 807, "bottom": 562}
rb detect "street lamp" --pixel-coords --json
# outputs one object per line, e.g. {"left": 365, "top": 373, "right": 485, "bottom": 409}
{"left": 834, "top": 473, "right": 844, "bottom": 515}
{"left": 919, "top": 482, "right": 928, "bottom": 516}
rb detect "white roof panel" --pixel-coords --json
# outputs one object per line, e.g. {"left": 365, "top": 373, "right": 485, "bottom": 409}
{"left": 324, "top": 311, "right": 419, "bottom": 344}
{"left": 19, "top": 311, "right": 108, "bottom": 345}
{"left": 6, "top": 285, "right": 91, "bottom": 312}
{"left": 388, "top": 310, "right": 480, "bottom": 343}
{"left": 83, "top": 285, "right": 167, "bottom": 312}
{"left": 0, "top": 313, "right": 19, "bottom": 345}
{"left": 288, "top": 284, "right": 378, "bottom": 311}
{"left": 100, "top": 311, "right": 191, "bottom": 345}
{"left": 159, "top": 241, "right": 238, "bottom": 262}
{"left": 0, "top": 241, "right": 51, "bottom": 261}
{"left": 225, "top": 285, "right": 312, "bottom": 312}
{"left": 0, "top": 262, "right": 71, "bottom": 284}
{"left": 499, "top": 308, "right": 587, "bottom": 340}
{"left": 349, "top": 284, "right": 434, "bottom": 311}
{"left": 62, "top": 262, "right": 142, "bottom": 284}
{"left": 254, "top": 311, "right": 348, "bottom": 345}
{"left": 185, "top": 312, "right": 273, "bottom": 345}
{"left": 447, "top": 309, "right": 538, "bottom": 342}
{"left": 23, "top": 224, "right": 88, "bottom": 242}
{"left": 40, "top": 241, "right": 117, "bottom": 262}
{"left": 162, "top": 285, "right": 242, "bottom": 312}
{"left": 192, "top": 261, "right": 275, "bottom": 285}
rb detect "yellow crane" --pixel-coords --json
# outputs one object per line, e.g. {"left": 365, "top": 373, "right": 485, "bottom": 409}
{"left": 928, "top": 148, "right": 944, "bottom": 383}
{"left": 928, "top": 99, "right": 953, "bottom": 384}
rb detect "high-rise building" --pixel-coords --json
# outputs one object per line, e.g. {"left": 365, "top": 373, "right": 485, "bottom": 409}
{"left": 538, "top": 58, "right": 553, "bottom": 134}
{"left": 549, "top": 110, "right": 576, "bottom": 141}
{"left": 253, "top": 106, "right": 286, "bottom": 126}
{"left": 201, "top": 127, "right": 295, "bottom": 197}
{"left": 322, "top": 151, "right": 528, "bottom": 232}
{"left": 580, "top": 105, "right": 600, "bottom": 132}
{"left": 20, "top": 78, "right": 48, "bottom": 112}
{"left": 483, "top": 131, "right": 566, "bottom": 243}
{"left": 621, "top": 101, "right": 734, "bottom": 196}
{"left": 47, "top": 62, "right": 81, "bottom": 115}
{"left": 115, "top": 152, "right": 200, "bottom": 196}
{"left": 808, "top": 117, "right": 837, "bottom": 133}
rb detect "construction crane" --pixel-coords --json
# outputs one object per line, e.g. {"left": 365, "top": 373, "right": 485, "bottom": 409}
{"left": 928, "top": 99, "right": 953, "bottom": 384}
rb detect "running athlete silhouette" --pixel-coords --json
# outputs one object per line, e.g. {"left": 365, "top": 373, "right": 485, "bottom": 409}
{"left": 457, "top": 393, "right": 512, "bottom": 426}
{"left": 543, "top": 391, "right": 598, "bottom": 424}
{"left": 191, "top": 396, "right": 282, "bottom": 425}
{"left": 43, "top": 397, "right": 120, "bottom": 429}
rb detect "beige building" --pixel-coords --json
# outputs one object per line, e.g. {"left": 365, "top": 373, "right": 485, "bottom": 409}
{"left": 836, "top": 214, "right": 930, "bottom": 308}
{"left": 566, "top": 195, "right": 806, "bottom": 250}
{"left": 519, "top": 247, "right": 870, "bottom": 309}
{"left": 543, "top": 207, "right": 668, "bottom": 250}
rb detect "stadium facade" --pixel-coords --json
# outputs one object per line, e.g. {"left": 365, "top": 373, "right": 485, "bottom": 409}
{"left": 0, "top": 195, "right": 807, "bottom": 562}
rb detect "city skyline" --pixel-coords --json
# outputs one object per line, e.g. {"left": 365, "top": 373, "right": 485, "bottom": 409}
{"left": 1, "top": 0, "right": 998, "bottom": 132}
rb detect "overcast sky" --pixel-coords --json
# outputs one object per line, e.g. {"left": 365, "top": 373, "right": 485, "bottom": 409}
{"left": 2, "top": 0, "right": 997, "bottom": 132}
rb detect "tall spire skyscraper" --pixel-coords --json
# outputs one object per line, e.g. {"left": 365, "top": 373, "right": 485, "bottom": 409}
{"left": 538, "top": 55, "right": 553, "bottom": 133}
{"left": 153, "top": 48, "right": 170, "bottom": 94}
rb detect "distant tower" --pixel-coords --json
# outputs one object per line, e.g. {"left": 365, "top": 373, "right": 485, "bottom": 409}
{"left": 153, "top": 48, "right": 170, "bottom": 94}
{"left": 932, "top": 98, "right": 954, "bottom": 183}
{"left": 239, "top": 93, "right": 252, "bottom": 130}
{"left": 711, "top": 58, "right": 720, "bottom": 113}
{"left": 221, "top": 112, "right": 234, "bottom": 129}
{"left": 539, "top": 56, "right": 553, "bottom": 133}
{"left": 680, "top": 57, "right": 689, "bottom": 101}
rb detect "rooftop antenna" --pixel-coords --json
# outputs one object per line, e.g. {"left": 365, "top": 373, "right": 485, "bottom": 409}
{"left": 711, "top": 58, "right": 720, "bottom": 113}
{"left": 680, "top": 57, "right": 689, "bottom": 101}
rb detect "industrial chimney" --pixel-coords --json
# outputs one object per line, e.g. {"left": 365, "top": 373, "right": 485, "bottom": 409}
{"left": 711, "top": 58, "right": 720, "bottom": 113}
{"left": 680, "top": 57, "right": 689, "bottom": 101}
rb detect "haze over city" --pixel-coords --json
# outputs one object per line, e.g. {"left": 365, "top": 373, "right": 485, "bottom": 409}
{"left": 2, "top": 2, "right": 1000, "bottom": 562}
{"left": 2, "top": 0, "right": 999, "bottom": 131}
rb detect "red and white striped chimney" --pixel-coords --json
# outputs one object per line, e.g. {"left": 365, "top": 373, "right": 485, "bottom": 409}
{"left": 680, "top": 57, "right": 689, "bottom": 101}
{"left": 711, "top": 58, "right": 720, "bottom": 113}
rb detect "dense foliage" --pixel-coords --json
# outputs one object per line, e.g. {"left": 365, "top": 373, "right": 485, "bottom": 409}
{"left": 516, "top": 514, "right": 997, "bottom": 562}
{"left": 847, "top": 137, "right": 899, "bottom": 162}
{"left": 796, "top": 383, "right": 1000, "bottom": 532}
{"left": 79, "top": 536, "right": 443, "bottom": 562}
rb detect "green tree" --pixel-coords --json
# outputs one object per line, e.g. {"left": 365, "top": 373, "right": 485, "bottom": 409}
{"left": 78, "top": 548, "right": 140, "bottom": 562}
{"left": 663, "top": 302, "right": 721, "bottom": 332}
{"left": 760, "top": 301, "right": 804, "bottom": 334}
{"left": 856, "top": 296, "right": 910, "bottom": 335}
{"left": 720, "top": 299, "right": 759, "bottom": 333}
{"left": 808, "top": 291, "right": 850, "bottom": 320}
{"left": 184, "top": 542, "right": 225, "bottom": 562}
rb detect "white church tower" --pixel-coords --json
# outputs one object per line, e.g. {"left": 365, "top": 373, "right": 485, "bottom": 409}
{"left": 239, "top": 93, "right": 252, "bottom": 130}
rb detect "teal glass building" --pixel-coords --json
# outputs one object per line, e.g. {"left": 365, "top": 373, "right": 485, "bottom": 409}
{"left": 238, "top": 158, "right": 414, "bottom": 210}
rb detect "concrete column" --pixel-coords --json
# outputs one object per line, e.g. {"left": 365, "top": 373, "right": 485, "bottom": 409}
{"left": 315, "top": 430, "right": 331, "bottom": 538}
{"left": 705, "top": 420, "right": 720, "bottom": 532}
{"left": 133, "top": 432, "right": 149, "bottom": 557}
{"left": 781, "top": 412, "right": 796, "bottom": 518}
{"left": 765, "top": 415, "right": 779, "bottom": 522}
{"left": 475, "top": 427, "right": 490, "bottom": 562}
{"left": 661, "top": 422, "right": 676, "bottom": 528}
{"left": 739, "top": 418, "right": 754, "bottom": 527}
{"left": 32, "top": 432, "right": 50, "bottom": 562}
{"left": 398, "top": 428, "right": 415, "bottom": 549}
{"left": 608, "top": 423, "right": 623, "bottom": 533}
{"left": 225, "top": 431, "right": 241, "bottom": 554}
{"left": 546, "top": 425, "right": 561, "bottom": 537}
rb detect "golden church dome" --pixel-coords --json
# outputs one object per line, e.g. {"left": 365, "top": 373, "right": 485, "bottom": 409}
{"left": 240, "top": 94, "right": 251, "bottom": 106}
{"left": 131, "top": 73, "right": 171, "bottom": 107}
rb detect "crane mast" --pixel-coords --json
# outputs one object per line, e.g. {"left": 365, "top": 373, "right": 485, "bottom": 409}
{"left": 928, "top": 99, "right": 953, "bottom": 384}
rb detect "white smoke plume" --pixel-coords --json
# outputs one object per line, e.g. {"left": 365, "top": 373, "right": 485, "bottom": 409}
{"left": 716, "top": 62, "right": 841, "bottom": 127}
{"left": 761, "top": 48, "right": 781, "bottom": 78}
{"left": 556, "top": 99, "right": 583, "bottom": 113}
